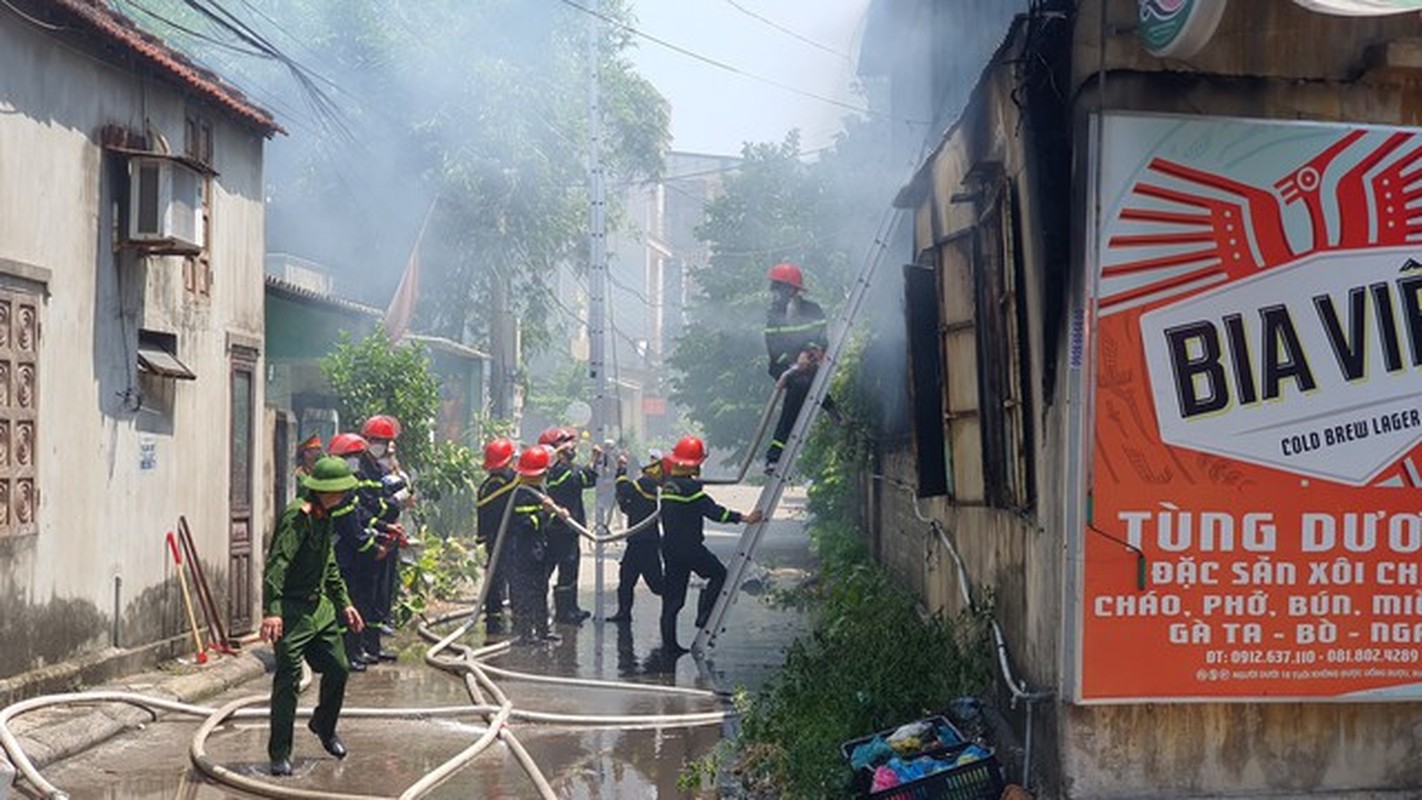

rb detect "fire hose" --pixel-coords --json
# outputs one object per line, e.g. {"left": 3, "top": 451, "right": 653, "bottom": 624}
{"left": 0, "top": 482, "right": 731, "bottom": 799}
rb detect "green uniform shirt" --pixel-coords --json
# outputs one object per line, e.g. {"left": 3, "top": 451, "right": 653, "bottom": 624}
{"left": 263, "top": 497, "right": 352, "bottom": 618}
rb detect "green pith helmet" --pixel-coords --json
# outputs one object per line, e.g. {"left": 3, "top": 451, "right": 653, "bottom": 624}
{"left": 302, "top": 456, "right": 359, "bottom": 493}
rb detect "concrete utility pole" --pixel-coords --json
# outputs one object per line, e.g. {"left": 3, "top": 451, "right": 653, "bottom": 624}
{"left": 586, "top": 0, "right": 610, "bottom": 623}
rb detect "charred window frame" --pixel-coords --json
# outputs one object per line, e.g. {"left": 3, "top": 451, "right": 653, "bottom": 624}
{"left": 970, "top": 177, "right": 1035, "bottom": 511}
{"left": 905, "top": 253, "right": 949, "bottom": 497}
{"left": 939, "top": 229, "right": 981, "bottom": 503}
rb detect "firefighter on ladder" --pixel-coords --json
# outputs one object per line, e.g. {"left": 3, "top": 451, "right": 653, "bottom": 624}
{"left": 541, "top": 426, "right": 598, "bottom": 625}
{"left": 477, "top": 436, "right": 518, "bottom": 635}
{"left": 764, "top": 262, "right": 838, "bottom": 473}
{"left": 658, "top": 435, "right": 762, "bottom": 655}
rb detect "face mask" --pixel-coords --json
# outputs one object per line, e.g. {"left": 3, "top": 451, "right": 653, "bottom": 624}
{"left": 344, "top": 456, "right": 361, "bottom": 473}
{"left": 369, "top": 442, "right": 388, "bottom": 459}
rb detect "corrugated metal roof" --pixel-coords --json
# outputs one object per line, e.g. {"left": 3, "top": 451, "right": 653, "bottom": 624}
{"left": 265, "top": 274, "right": 382, "bottom": 316}
{"left": 33, "top": 0, "right": 282, "bottom": 136}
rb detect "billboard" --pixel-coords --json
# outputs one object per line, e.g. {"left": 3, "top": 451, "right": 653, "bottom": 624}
{"left": 1083, "top": 113, "right": 1422, "bottom": 702}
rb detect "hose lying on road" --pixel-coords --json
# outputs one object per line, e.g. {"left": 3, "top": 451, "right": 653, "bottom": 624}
{"left": 0, "top": 486, "right": 734, "bottom": 799}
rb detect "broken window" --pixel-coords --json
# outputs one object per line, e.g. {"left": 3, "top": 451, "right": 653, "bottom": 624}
{"left": 972, "top": 182, "right": 1034, "bottom": 510}
{"left": 905, "top": 259, "right": 948, "bottom": 497}
{"left": 939, "top": 231, "right": 983, "bottom": 504}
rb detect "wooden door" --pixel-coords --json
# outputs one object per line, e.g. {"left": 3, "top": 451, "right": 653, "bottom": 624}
{"left": 228, "top": 348, "right": 257, "bottom": 635}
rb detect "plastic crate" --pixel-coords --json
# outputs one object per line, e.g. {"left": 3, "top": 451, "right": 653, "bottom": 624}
{"left": 841, "top": 716, "right": 1003, "bottom": 800}
{"left": 861, "top": 743, "right": 1005, "bottom": 800}
{"left": 840, "top": 715, "right": 964, "bottom": 765}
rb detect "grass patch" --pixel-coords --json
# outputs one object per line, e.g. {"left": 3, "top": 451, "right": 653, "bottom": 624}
{"left": 730, "top": 517, "right": 992, "bottom": 798}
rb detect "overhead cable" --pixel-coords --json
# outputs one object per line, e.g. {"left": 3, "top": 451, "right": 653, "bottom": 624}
{"left": 551, "top": 0, "right": 910, "bottom": 122}
{"left": 719, "top": 0, "right": 851, "bottom": 61}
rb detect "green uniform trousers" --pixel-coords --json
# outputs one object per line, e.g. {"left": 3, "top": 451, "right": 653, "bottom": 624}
{"left": 268, "top": 597, "right": 350, "bottom": 761}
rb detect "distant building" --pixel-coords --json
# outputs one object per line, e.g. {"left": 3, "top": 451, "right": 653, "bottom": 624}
{"left": 603, "top": 151, "right": 738, "bottom": 444}
{"left": 0, "top": 0, "right": 279, "bottom": 681}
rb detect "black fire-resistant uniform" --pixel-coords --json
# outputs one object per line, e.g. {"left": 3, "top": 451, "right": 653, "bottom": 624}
{"left": 765, "top": 294, "right": 830, "bottom": 467}
{"left": 658, "top": 474, "right": 743, "bottom": 651}
{"left": 610, "top": 464, "right": 665, "bottom": 621}
{"left": 507, "top": 484, "right": 555, "bottom": 642}
{"left": 476, "top": 467, "right": 518, "bottom": 629}
{"left": 357, "top": 456, "right": 402, "bottom": 658}
{"left": 545, "top": 457, "right": 597, "bottom": 622}
{"left": 330, "top": 490, "right": 379, "bottom": 666}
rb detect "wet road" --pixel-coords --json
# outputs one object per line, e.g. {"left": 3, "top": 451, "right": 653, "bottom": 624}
{"left": 28, "top": 485, "right": 811, "bottom": 799}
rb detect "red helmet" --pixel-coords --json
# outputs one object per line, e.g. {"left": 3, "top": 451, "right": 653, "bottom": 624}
{"left": 537, "top": 426, "right": 576, "bottom": 446}
{"left": 516, "top": 445, "right": 553, "bottom": 478}
{"left": 668, "top": 435, "right": 707, "bottom": 467}
{"left": 483, "top": 437, "right": 516, "bottom": 471}
{"left": 361, "top": 415, "right": 399, "bottom": 441}
{"left": 768, "top": 262, "right": 804, "bottom": 290}
{"left": 327, "top": 433, "right": 369, "bottom": 457}
{"left": 297, "top": 433, "right": 324, "bottom": 452}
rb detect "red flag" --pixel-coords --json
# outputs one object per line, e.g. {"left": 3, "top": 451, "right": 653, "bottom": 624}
{"left": 384, "top": 198, "right": 437, "bottom": 342}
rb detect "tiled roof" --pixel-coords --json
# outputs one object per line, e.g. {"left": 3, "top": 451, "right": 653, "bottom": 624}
{"left": 34, "top": 0, "right": 282, "bottom": 136}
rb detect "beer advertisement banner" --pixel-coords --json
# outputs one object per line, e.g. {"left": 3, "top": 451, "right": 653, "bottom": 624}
{"left": 1085, "top": 113, "right": 1422, "bottom": 701}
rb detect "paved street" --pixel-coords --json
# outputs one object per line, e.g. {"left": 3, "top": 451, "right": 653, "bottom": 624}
{"left": 21, "top": 485, "right": 813, "bottom": 798}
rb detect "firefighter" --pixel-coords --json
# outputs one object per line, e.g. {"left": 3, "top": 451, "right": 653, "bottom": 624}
{"left": 360, "top": 415, "right": 408, "bottom": 647}
{"left": 607, "top": 449, "right": 666, "bottom": 623}
{"left": 354, "top": 417, "right": 405, "bottom": 662}
{"left": 326, "top": 433, "right": 381, "bottom": 672}
{"left": 294, "top": 433, "right": 323, "bottom": 479}
{"left": 541, "top": 426, "right": 599, "bottom": 625}
{"left": 261, "top": 456, "right": 364, "bottom": 777}
{"left": 508, "top": 445, "right": 566, "bottom": 645}
{"left": 764, "top": 262, "right": 837, "bottom": 473}
{"left": 476, "top": 437, "right": 518, "bottom": 634}
{"left": 659, "top": 435, "right": 763, "bottom": 654}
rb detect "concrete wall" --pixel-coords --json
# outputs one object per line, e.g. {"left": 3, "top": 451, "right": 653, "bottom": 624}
{"left": 0, "top": 14, "right": 266, "bottom": 677}
{"left": 876, "top": 1, "right": 1422, "bottom": 796}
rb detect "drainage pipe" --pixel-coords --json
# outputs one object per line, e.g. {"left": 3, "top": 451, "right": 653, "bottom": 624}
{"left": 873, "top": 474, "right": 1054, "bottom": 792}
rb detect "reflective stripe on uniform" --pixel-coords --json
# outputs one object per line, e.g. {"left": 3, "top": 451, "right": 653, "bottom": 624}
{"left": 764, "top": 321, "right": 823, "bottom": 335}
{"left": 476, "top": 479, "right": 518, "bottom": 507}
{"left": 661, "top": 491, "right": 706, "bottom": 503}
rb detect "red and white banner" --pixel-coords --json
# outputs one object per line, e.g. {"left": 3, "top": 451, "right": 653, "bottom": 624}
{"left": 1083, "top": 113, "right": 1422, "bottom": 702}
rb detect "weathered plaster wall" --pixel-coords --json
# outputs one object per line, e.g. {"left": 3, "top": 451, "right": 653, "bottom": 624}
{"left": 0, "top": 13, "right": 266, "bottom": 678}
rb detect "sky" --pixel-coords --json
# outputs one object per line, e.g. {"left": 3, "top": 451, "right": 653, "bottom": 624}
{"left": 626, "top": 0, "right": 874, "bottom": 157}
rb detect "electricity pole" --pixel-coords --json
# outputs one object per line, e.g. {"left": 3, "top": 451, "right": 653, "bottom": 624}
{"left": 586, "top": 0, "right": 610, "bottom": 624}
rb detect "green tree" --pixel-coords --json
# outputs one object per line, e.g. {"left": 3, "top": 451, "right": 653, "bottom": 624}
{"left": 320, "top": 329, "right": 441, "bottom": 472}
{"left": 667, "top": 120, "right": 900, "bottom": 461}
{"left": 134, "top": 0, "right": 669, "bottom": 357}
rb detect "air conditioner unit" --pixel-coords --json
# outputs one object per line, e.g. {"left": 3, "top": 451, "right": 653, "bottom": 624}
{"left": 128, "top": 156, "right": 204, "bottom": 251}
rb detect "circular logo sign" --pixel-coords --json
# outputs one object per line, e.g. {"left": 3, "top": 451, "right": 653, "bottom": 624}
{"left": 1138, "top": 0, "right": 1228, "bottom": 59}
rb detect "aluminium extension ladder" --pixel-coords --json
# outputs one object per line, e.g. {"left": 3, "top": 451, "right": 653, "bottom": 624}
{"left": 691, "top": 209, "right": 904, "bottom": 654}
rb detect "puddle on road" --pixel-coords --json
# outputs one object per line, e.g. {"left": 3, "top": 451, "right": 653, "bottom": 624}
{"left": 33, "top": 632, "right": 726, "bottom": 799}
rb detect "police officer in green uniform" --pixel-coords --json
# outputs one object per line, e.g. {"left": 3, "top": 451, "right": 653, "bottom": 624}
{"left": 261, "top": 456, "right": 366, "bottom": 777}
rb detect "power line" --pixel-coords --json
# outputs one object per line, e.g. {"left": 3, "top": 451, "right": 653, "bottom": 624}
{"left": 552, "top": 0, "right": 893, "bottom": 121}
{"left": 719, "top": 0, "right": 851, "bottom": 61}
